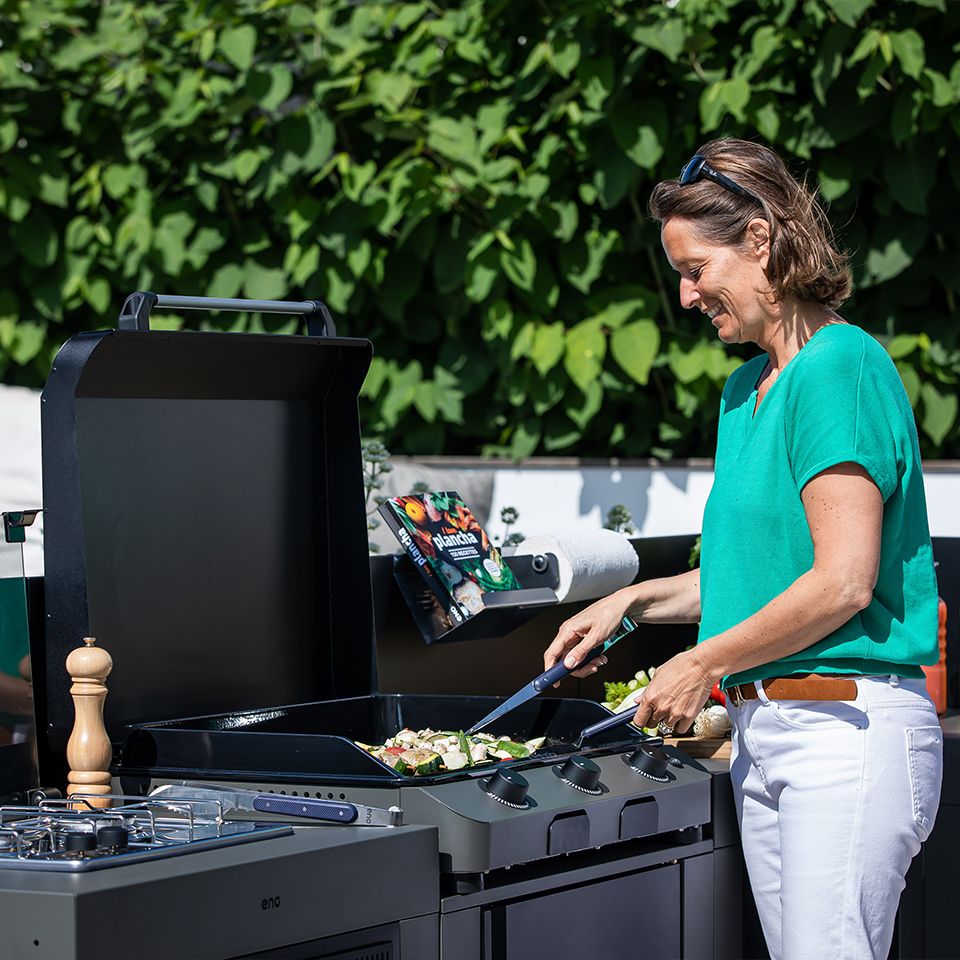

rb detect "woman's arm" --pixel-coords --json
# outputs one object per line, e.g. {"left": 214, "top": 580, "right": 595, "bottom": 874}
{"left": 633, "top": 462, "right": 883, "bottom": 731}
{"left": 543, "top": 567, "right": 701, "bottom": 678}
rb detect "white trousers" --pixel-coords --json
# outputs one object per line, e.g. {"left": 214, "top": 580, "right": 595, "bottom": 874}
{"left": 727, "top": 676, "right": 943, "bottom": 960}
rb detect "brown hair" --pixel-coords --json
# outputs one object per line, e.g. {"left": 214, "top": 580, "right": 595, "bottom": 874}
{"left": 648, "top": 139, "right": 851, "bottom": 308}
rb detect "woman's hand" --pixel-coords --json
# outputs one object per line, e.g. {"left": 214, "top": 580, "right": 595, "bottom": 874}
{"left": 0, "top": 672, "right": 33, "bottom": 717}
{"left": 543, "top": 591, "right": 633, "bottom": 679}
{"left": 631, "top": 646, "right": 717, "bottom": 734}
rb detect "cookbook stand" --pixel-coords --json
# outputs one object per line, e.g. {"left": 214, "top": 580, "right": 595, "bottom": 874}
{"left": 391, "top": 551, "right": 560, "bottom": 645}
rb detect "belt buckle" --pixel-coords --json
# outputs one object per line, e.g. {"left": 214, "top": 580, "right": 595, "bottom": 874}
{"left": 728, "top": 684, "right": 743, "bottom": 708}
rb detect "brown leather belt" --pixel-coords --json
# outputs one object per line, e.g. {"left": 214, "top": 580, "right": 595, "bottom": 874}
{"left": 728, "top": 674, "right": 859, "bottom": 706}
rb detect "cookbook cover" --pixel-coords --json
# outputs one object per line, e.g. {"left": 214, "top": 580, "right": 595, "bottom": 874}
{"left": 378, "top": 491, "right": 521, "bottom": 627}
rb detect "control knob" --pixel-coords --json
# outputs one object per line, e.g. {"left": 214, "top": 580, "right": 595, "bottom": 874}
{"left": 63, "top": 830, "right": 97, "bottom": 852}
{"left": 97, "top": 825, "right": 130, "bottom": 850}
{"left": 482, "top": 768, "right": 529, "bottom": 808}
{"left": 625, "top": 743, "right": 670, "bottom": 781}
{"left": 555, "top": 755, "right": 602, "bottom": 794}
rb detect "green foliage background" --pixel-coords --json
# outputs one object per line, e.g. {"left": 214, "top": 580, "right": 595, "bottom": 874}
{"left": 1, "top": 0, "right": 958, "bottom": 458}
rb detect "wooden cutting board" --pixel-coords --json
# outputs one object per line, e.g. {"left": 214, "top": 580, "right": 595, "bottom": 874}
{"left": 663, "top": 736, "right": 732, "bottom": 760}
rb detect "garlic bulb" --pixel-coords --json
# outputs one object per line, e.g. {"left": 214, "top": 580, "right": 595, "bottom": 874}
{"left": 693, "top": 704, "right": 732, "bottom": 738}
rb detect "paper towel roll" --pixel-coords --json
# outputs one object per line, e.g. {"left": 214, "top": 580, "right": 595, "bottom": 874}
{"left": 517, "top": 530, "right": 640, "bottom": 603}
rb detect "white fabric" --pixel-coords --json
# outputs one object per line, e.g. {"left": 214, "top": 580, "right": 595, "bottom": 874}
{"left": 728, "top": 675, "right": 943, "bottom": 960}
{"left": 515, "top": 529, "right": 639, "bottom": 602}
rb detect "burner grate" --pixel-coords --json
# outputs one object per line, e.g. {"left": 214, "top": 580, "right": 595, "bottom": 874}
{"left": 0, "top": 793, "right": 292, "bottom": 872}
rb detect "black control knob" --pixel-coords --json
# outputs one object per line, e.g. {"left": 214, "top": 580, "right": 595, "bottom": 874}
{"left": 625, "top": 744, "right": 670, "bottom": 781}
{"left": 556, "top": 755, "right": 602, "bottom": 794}
{"left": 63, "top": 830, "right": 97, "bottom": 852}
{"left": 97, "top": 825, "right": 130, "bottom": 850}
{"left": 483, "top": 768, "right": 529, "bottom": 808}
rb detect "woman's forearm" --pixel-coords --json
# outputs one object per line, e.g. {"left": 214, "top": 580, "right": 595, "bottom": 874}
{"left": 692, "top": 567, "right": 868, "bottom": 684}
{"left": 622, "top": 568, "right": 701, "bottom": 624}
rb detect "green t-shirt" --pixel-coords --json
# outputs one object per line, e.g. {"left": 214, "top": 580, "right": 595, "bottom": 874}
{"left": 698, "top": 324, "right": 938, "bottom": 688}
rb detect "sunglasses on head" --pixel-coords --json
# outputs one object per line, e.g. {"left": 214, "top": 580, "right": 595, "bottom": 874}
{"left": 679, "top": 154, "right": 762, "bottom": 206}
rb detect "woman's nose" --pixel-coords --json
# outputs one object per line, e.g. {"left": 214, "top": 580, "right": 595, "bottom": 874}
{"left": 679, "top": 277, "right": 699, "bottom": 310}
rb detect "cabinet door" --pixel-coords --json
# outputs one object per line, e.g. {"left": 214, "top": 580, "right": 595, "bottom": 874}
{"left": 483, "top": 863, "right": 681, "bottom": 960}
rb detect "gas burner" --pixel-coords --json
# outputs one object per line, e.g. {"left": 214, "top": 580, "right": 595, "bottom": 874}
{"left": 0, "top": 794, "right": 292, "bottom": 872}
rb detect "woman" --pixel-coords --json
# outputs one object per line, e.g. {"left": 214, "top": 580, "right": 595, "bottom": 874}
{"left": 543, "top": 138, "right": 943, "bottom": 960}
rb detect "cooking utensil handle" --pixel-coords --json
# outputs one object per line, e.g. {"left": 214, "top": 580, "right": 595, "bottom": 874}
{"left": 533, "top": 645, "right": 605, "bottom": 692}
{"left": 578, "top": 708, "right": 642, "bottom": 742}
{"left": 251, "top": 796, "right": 358, "bottom": 823}
{"left": 117, "top": 291, "right": 336, "bottom": 336}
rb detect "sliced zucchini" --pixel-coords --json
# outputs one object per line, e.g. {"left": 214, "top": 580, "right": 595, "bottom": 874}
{"left": 440, "top": 750, "right": 469, "bottom": 771}
{"left": 399, "top": 748, "right": 443, "bottom": 775}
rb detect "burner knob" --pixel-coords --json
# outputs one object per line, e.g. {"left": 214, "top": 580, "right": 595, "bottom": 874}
{"left": 557, "top": 755, "right": 602, "bottom": 793}
{"left": 97, "top": 826, "right": 130, "bottom": 850}
{"left": 484, "top": 769, "right": 529, "bottom": 808}
{"left": 625, "top": 744, "right": 670, "bottom": 781}
{"left": 63, "top": 831, "right": 97, "bottom": 852}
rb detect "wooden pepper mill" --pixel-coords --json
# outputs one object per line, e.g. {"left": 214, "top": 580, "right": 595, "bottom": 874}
{"left": 66, "top": 636, "right": 113, "bottom": 808}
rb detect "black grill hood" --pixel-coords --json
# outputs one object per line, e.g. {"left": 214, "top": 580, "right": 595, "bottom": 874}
{"left": 40, "top": 326, "right": 375, "bottom": 783}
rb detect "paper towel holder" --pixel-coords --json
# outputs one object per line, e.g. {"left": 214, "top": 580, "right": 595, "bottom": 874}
{"left": 391, "top": 552, "right": 561, "bottom": 645}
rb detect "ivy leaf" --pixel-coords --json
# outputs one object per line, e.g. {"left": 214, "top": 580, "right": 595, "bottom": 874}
{"left": 577, "top": 56, "right": 614, "bottom": 111}
{"left": 243, "top": 261, "right": 287, "bottom": 300}
{"left": 501, "top": 238, "right": 537, "bottom": 293}
{"left": 14, "top": 212, "right": 57, "bottom": 267}
{"left": 465, "top": 243, "right": 500, "bottom": 303}
{"left": 824, "top": 0, "right": 874, "bottom": 28}
{"left": 882, "top": 147, "right": 934, "bottom": 215}
{"left": 549, "top": 38, "right": 580, "bottom": 79}
{"left": 895, "top": 362, "right": 921, "bottom": 406}
{"left": 509, "top": 418, "right": 542, "bottom": 459}
{"left": 381, "top": 360, "right": 423, "bottom": 428}
{"left": 863, "top": 218, "right": 928, "bottom": 285}
{"left": 559, "top": 229, "right": 619, "bottom": 294}
{"left": 631, "top": 19, "right": 685, "bottom": 62}
{"left": 531, "top": 322, "right": 565, "bottom": 375}
{"left": 609, "top": 99, "right": 666, "bottom": 170}
{"left": 667, "top": 340, "right": 714, "bottom": 384}
{"left": 9, "top": 320, "right": 46, "bottom": 364}
{"left": 366, "top": 70, "right": 414, "bottom": 113}
{"left": 219, "top": 25, "right": 257, "bottom": 71}
{"left": 921, "top": 382, "right": 958, "bottom": 445}
{"left": 611, "top": 320, "right": 660, "bottom": 385}
{"left": 890, "top": 29, "right": 924, "bottom": 79}
{"left": 564, "top": 320, "right": 606, "bottom": 391}
{"left": 259, "top": 65, "right": 294, "bottom": 112}
{"left": 888, "top": 334, "right": 921, "bottom": 359}
{"left": 433, "top": 367, "right": 464, "bottom": 423}
{"left": 207, "top": 263, "right": 245, "bottom": 299}
{"left": 594, "top": 146, "right": 639, "bottom": 209}
{"left": 565, "top": 379, "right": 604, "bottom": 430}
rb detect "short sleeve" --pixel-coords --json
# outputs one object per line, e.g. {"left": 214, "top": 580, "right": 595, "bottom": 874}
{"left": 784, "top": 331, "right": 903, "bottom": 501}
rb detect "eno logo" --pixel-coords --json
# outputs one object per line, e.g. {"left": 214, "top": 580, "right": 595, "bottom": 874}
{"left": 261, "top": 896, "right": 282, "bottom": 911}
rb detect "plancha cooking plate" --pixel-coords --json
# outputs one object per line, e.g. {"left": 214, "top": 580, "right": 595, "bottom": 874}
{"left": 121, "top": 693, "right": 644, "bottom": 786}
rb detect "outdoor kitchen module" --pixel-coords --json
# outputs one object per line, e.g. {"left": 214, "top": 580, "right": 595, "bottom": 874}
{"left": 33, "top": 295, "right": 722, "bottom": 960}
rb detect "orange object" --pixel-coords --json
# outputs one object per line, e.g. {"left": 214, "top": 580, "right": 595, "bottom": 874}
{"left": 922, "top": 598, "right": 948, "bottom": 715}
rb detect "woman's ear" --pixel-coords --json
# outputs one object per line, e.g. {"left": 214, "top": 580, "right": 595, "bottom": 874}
{"left": 746, "top": 218, "right": 770, "bottom": 271}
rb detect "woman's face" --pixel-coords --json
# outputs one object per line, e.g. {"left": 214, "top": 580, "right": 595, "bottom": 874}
{"left": 660, "top": 216, "right": 772, "bottom": 346}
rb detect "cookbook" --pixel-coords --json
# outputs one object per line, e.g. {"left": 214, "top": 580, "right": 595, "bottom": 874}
{"left": 378, "top": 491, "right": 521, "bottom": 629}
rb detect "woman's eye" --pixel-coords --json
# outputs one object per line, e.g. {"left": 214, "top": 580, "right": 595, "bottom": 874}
{"left": 689, "top": 266, "right": 701, "bottom": 280}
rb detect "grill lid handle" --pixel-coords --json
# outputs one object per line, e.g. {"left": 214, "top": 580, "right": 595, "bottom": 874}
{"left": 117, "top": 292, "right": 337, "bottom": 337}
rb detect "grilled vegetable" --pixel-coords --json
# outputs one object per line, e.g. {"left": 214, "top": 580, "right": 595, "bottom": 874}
{"left": 357, "top": 727, "right": 546, "bottom": 776}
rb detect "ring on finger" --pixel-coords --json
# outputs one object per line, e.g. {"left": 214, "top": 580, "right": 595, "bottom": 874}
{"left": 656, "top": 719, "right": 675, "bottom": 736}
